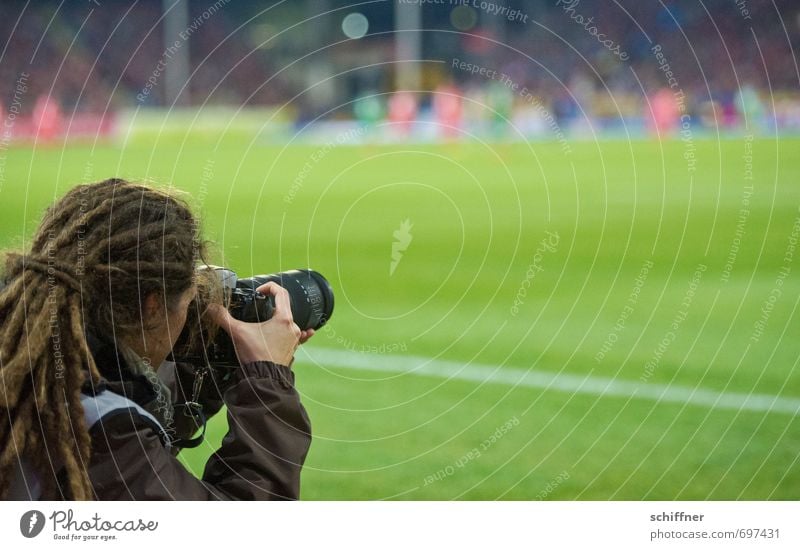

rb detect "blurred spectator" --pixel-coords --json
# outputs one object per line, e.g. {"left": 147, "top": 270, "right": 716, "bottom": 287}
{"left": 432, "top": 83, "right": 463, "bottom": 139}
{"left": 1, "top": 0, "right": 798, "bottom": 138}
{"left": 388, "top": 91, "right": 418, "bottom": 139}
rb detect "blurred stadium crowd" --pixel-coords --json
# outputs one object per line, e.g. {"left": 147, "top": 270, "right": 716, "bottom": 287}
{"left": 1, "top": 0, "right": 798, "bottom": 141}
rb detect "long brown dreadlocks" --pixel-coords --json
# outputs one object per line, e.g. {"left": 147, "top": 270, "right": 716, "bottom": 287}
{"left": 0, "top": 178, "right": 203, "bottom": 500}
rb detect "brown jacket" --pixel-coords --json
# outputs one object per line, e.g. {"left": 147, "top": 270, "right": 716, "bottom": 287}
{"left": 79, "top": 334, "right": 312, "bottom": 500}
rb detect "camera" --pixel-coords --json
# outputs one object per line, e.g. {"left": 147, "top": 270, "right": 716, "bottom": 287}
{"left": 225, "top": 268, "right": 334, "bottom": 329}
{"left": 174, "top": 267, "right": 334, "bottom": 367}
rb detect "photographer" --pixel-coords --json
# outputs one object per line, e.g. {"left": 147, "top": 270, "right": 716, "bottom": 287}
{"left": 0, "top": 178, "right": 313, "bottom": 500}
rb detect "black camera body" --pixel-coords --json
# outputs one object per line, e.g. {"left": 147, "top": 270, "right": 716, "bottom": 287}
{"left": 227, "top": 269, "right": 333, "bottom": 329}
{"left": 177, "top": 267, "right": 334, "bottom": 368}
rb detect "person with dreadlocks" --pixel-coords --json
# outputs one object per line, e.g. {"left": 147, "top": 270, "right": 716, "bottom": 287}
{"left": 0, "top": 178, "right": 313, "bottom": 500}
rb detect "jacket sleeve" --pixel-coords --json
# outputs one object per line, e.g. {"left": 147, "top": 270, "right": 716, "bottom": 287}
{"left": 87, "top": 361, "right": 312, "bottom": 500}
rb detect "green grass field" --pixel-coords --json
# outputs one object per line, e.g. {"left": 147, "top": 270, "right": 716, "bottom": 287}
{"left": 1, "top": 135, "right": 798, "bottom": 499}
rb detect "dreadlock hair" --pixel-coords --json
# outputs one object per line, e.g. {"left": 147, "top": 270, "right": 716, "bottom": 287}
{"left": 0, "top": 178, "right": 205, "bottom": 500}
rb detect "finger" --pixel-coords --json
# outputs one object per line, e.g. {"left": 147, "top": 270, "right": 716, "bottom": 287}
{"left": 299, "top": 328, "right": 315, "bottom": 344}
{"left": 255, "top": 282, "right": 293, "bottom": 322}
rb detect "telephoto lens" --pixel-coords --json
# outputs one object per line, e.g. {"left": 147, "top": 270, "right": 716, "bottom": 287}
{"left": 172, "top": 267, "right": 334, "bottom": 368}
{"left": 230, "top": 269, "right": 334, "bottom": 330}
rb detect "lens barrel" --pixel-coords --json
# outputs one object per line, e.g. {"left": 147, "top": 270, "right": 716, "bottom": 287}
{"left": 232, "top": 269, "right": 334, "bottom": 330}
{"left": 172, "top": 267, "right": 334, "bottom": 369}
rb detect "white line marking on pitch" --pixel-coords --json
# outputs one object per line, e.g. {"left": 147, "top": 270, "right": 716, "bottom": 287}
{"left": 300, "top": 347, "right": 800, "bottom": 416}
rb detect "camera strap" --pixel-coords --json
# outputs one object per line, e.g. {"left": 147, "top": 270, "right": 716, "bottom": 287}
{"left": 173, "top": 366, "right": 210, "bottom": 449}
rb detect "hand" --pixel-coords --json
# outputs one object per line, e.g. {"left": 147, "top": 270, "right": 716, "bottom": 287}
{"left": 207, "top": 282, "right": 309, "bottom": 368}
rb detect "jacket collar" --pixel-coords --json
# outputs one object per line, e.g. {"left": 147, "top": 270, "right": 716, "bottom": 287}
{"left": 81, "top": 331, "right": 174, "bottom": 433}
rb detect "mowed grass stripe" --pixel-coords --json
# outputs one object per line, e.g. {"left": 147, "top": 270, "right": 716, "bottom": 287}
{"left": 301, "top": 346, "right": 800, "bottom": 415}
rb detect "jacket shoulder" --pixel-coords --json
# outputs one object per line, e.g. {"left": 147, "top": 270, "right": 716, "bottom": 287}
{"left": 82, "top": 390, "right": 172, "bottom": 448}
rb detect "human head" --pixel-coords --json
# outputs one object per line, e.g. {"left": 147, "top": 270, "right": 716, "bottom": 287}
{"left": 0, "top": 177, "right": 206, "bottom": 499}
